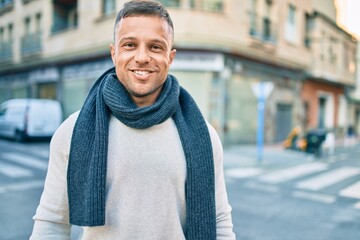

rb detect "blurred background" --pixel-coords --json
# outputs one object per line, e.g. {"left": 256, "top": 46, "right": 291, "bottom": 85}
{"left": 1, "top": 0, "right": 360, "bottom": 239}
{"left": 0, "top": 0, "right": 359, "bottom": 145}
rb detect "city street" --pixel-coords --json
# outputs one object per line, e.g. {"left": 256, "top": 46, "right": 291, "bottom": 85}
{"left": 225, "top": 144, "right": 360, "bottom": 240}
{"left": 0, "top": 138, "right": 360, "bottom": 239}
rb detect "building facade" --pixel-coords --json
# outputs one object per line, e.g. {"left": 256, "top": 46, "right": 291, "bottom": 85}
{"left": 0, "top": 0, "right": 357, "bottom": 144}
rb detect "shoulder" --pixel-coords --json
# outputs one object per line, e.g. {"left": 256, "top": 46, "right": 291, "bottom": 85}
{"left": 53, "top": 111, "right": 79, "bottom": 139}
{"left": 50, "top": 111, "right": 80, "bottom": 153}
{"left": 205, "top": 121, "right": 223, "bottom": 161}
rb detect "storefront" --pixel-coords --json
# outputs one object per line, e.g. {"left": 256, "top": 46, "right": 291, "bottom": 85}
{"left": 60, "top": 58, "right": 113, "bottom": 117}
{"left": 0, "top": 67, "right": 60, "bottom": 103}
{"left": 171, "top": 50, "right": 304, "bottom": 144}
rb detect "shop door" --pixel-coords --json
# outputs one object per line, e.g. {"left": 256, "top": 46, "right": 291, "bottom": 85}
{"left": 275, "top": 103, "right": 292, "bottom": 142}
{"left": 318, "top": 97, "right": 326, "bottom": 129}
{"left": 38, "top": 82, "right": 57, "bottom": 100}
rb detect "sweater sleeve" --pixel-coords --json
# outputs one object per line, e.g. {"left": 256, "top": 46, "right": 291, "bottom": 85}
{"left": 207, "top": 123, "right": 236, "bottom": 240}
{"left": 30, "top": 112, "right": 78, "bottom": 240}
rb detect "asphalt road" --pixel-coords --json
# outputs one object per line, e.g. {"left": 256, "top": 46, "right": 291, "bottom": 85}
{"left": 0, "top": 138, "right": 360, "bottom": 239}
{"left": 224, "top": 143, "right": 360, "bottom": 240}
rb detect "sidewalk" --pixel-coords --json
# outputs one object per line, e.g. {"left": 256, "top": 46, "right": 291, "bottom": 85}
{"left": 223, "top": 144, "right": 309, "bottom": 170}
{"left": 223, "top": 137, "right": 359, "bottom": 171}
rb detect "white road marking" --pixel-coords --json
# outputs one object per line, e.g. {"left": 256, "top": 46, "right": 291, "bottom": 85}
{"left": 292, "top": 190, "right": 336, "bottom": 204}
{"left": 244, "top": 182, "right": 280, "bottom": 193}
{"left": 258, "top": 162, "right": 328, "bottom": 184}
{"left": 1, "top": 153, "right": 48, "bottom": 171}
{"left": 354, "top": 202, "right": 360, "bottom": 210}
{"left": 340, "top": 181, "right": 360, "bottom": 199}
{"left": 0, "top": 180, "right": 44, "bottom": 193}
{"left": 296, "top": 167, "right": 360, "bottom": 191}
{"left": 339, "top": 154, "right": 347, "bottom": 161}
{"left": 0, "top": 162, "right": 33, "bottom": 178}
{"left": 226, "top": 168, "right": 263, "bottom": 179}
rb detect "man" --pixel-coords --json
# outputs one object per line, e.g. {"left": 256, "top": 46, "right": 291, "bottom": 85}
{"left": 30, "top": 1, "right": 235, "bottom": 239}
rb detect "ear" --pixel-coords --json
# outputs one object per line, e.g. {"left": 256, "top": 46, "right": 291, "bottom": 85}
{"left": 169, "top": 48, "right": 177, "bottom": 65}
{"left": 109, "top": 43, "right": 116, "bottom": 65}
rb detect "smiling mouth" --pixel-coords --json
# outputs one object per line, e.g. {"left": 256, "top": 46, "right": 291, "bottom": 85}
{"left": 131, "top": 70, "right": 152, "bottom": 76}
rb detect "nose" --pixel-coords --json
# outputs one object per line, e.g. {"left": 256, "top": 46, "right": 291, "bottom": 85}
{"left": 134, "top": 45, "right": 150, "bottom": 64}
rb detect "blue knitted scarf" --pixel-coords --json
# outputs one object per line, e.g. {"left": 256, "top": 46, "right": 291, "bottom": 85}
{"left": 67, "top": 67, "right": 216, "bottom": 239}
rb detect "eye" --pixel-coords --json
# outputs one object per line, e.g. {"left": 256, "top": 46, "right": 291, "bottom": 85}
{"left": 123, "top": 42, "right": 136, "bottom": 49}
{"left": 151, "top": 45, "right": 163, "bottom": 52}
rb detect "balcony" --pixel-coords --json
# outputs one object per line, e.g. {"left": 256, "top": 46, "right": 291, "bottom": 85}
{"left": 0, "top": 0, "right": 14, "bottom": 15}
{"left": 21, "top": 32, "right": 42, "bottom": 56}
{"left": 0, "top": 41, "right": 13, "bottom": 61}
{"left": 51, "top": 0, "right": 78, "bottom": 34}
{"left": 159, "top": 0, "right": 181, "bottom": 8}
{"left": 249, "top": 13, "right": 277, "bottom": 43}
{"left": 22, "top": 0, "right": 34, "bottom": 4}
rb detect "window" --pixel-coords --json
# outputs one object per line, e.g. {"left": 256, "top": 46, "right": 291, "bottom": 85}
{"left": 159, "top": 0, "right": 181, "bottom": 7}
{"left": 21, "top": 14, "right": 42, "bottom": 55}
{"left": 190, "top": 0, "right": 223, "bottom": 12}
{"left": 102, "top": 0, "right": 115, "bottom": 16}
{"left": 0, "top": 25, "right": 12, "bottom": 60}
{"left": 304, "top": 13, "right": 313, "bottom": 47}
{"left": 249, "top": 0, "right": 258, "bottom": 35}
{"left": 328, "top": 37, "right": 337, "bottom": 64}
{"left": 285, "top": 4, "right": 297, "bottom": 43}
{"left": 263, "top": 0, "right": 272, "bottom": 41}
{"left": 0, "top": 107, "right": 7, "bottom": 117}
{"left": 345, "top": 45, "right": 356, "bottom": 74}
{"left": 0, "top": 0, "right": 13, "bottom": 8}
{"left": 8, "top": 23, "right": 12, "bottom": 40}
{"left": 35, "top": 13, "right": 41, "bottom": 33}
{"left": 52, "top": 0, "right": 78, "bottom": 33}
{"left": 0, "top": 27, "right": 3, "bottom": 42}
{"left": 24, "top": 17, "right": 31, "bottom": 35}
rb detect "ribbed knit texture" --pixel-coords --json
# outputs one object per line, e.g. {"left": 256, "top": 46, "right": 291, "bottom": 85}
{"left": 67, "top": 67, "right": 216, "bottom": 239}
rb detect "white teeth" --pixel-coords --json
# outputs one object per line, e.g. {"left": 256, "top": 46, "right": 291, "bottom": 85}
{"left": 134, "top": 70, "right": 149, "bottom": 76}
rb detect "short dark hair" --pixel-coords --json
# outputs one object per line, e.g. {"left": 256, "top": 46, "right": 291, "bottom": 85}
{"left": 113, "top": 0, "right": 174, "bottom": 42}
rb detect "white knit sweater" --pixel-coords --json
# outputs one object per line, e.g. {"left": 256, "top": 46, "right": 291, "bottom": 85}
{"left": 30, "top": 112, "right": 235, "bottom": 240}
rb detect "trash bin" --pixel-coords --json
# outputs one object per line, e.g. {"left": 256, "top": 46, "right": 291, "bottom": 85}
{"left": 305, "top": 130, "right": 327, "bottom": 156}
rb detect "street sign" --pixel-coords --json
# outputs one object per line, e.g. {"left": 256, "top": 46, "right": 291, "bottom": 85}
{"left": 251, "top": 82, "right": 274, "bottom": 100}
{"left": 251, "top": 82, "right": 274, "bottom": 164}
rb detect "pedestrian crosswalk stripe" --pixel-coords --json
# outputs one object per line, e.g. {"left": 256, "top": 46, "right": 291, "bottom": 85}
{"left": 339, "top": 153, "right": 347, "bottom": 161}
{"left": 226, "top": 168, "right": 263, "bottom": 179}
{"left": 1, "top": 153, "right": 48, "bottom": 171}
{"left": 296, "top": 167, "right": 360, "bottom": 191}
{"left": 354, "top": 202, "right": 360, "bottom": 210}
{"left": 339, "top": 181, "right": 360, "bottom": 199}
{"left": 258, "top": 162, "right": 328, "bottom": 184}
{"left": 0, "top": 162, "right": 33, "bottom": 178}
{"left": 0, "top": 180, "right": 44, "bottom": 193}
{"left": 245, "top": 181, "right": 280, "bottom": 193}
{"left": 292, "top": 190, "right": 336, "bottom": 204}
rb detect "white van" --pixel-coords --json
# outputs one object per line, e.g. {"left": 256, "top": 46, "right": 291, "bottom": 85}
{"left": 0, "top": 99, "right": 63, "bottom": 141}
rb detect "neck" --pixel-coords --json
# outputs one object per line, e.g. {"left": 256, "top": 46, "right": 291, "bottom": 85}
{"left": 131, "top": 85, "right": 164, "bottom": 108}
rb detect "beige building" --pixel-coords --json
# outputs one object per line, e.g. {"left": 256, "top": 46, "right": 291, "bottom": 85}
{"left": 0, "top": 0, "right": 357, "bottom": 144}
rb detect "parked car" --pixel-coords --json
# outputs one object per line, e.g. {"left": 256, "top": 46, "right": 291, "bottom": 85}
{"left": 0, "top": 99, "right": 62, "bottom": 141}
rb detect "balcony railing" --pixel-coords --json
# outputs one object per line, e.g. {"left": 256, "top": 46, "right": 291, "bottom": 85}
{"left": 22, "top": 0, "right": 34, "bottom": 4}
{"left": 21, "top": 31, "right": 42, "bottom": 56}
{"left": 160, "top": 0, "right": 223, "bottom": 11}
{"left": 249, "top": 13, "right": 277, "bottom": 43}
{"left": 0, "top": 41, "right": 13, "bottom": 61}
{"left": 159, "top": 0, "right": 181, "bottom": 8}
{"left": 0, "top": 0, "right": 13, "bottom": 7}
{"left": 0, "top": 0, "right": 14, "bottom": 14}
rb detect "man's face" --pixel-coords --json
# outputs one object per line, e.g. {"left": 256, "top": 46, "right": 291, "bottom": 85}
{"left": 110, "top": 16, "right": 176, "bottom": 107}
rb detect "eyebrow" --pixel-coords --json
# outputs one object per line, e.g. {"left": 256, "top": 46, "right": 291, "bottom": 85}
{"left": 118, "top": 36, "right": 169, "bottom": 48}
{"left": 118, "top": 36, "right": 137, "bottom": 44}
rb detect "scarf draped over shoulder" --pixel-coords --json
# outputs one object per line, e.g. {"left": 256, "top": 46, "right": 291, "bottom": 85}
{"left": 67, "top": 67, "right": 216, "bottom": 240}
